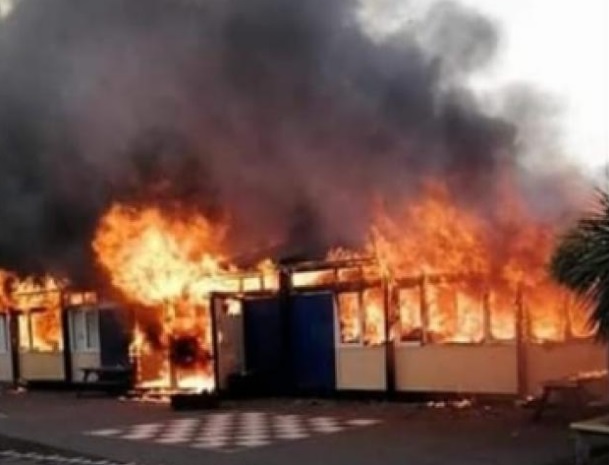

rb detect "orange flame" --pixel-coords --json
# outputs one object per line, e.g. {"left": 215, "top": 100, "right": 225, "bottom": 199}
{"left": 0, "top": 270, "right": 64, "bottom": 351}
{"left": 331, "top": 181, "right": 593, "bottom": 345}
{"left": 93, "top": 203, "right": 276, "bottom": 393}
{"left": 93, "top": 204, "right": 231, "bottom": 306}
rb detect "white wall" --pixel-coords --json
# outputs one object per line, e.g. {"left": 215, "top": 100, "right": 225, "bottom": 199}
{"left": 0, "top": 354, "right": 12, "bottom": 382}
{"left": 19, "top": 352, "right": 64, "bottom": 380}
{"left": 395, "top": 344, "right": 519, "bottom": 394}
{"left": 336, "top": 346, "right": 386, "bottom": 391}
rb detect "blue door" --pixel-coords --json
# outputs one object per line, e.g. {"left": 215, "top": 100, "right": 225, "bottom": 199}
{"left": 290, "top": 292, "right": 336, "bottom": 392}
{"left": 242, "top": 297, "right": 283, "bottom": 391}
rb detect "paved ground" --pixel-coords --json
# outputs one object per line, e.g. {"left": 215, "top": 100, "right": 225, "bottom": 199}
{"left": 0, "top": 391, "right": 604, "bottom": 465}
{"left": 86, "top": 410, "right": 381, "bottom": 452}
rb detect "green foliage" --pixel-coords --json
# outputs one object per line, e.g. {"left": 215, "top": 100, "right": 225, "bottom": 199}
{"left": 550, "top": 189, "right": 609, "bottom": 340}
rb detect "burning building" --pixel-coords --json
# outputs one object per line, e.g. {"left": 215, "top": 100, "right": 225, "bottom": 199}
{"left": 0, "top": 270, "right": 130, "bottom": 386}
{"left": 205, "top": 184, "right": 607, "bottom": 398}
{"left": 0, "top": 183, "right": 606, "bottom": 399}
{"left": 0, "top": 0, "right": 606, "bottom": 399}
{"left": 77, "top": 182, "right": 605, "bottom": 400}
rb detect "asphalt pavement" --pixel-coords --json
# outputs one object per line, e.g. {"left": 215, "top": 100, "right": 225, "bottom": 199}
{"left": 0, "top": 391, "right": 591, "bottom": 465}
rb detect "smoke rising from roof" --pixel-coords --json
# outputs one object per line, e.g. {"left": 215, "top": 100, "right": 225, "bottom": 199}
{"left": 0, "top": 0, "right": 584, "bottom": 281}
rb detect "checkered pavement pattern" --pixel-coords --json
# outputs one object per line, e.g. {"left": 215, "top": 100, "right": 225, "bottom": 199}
{"left": 86, "top": 411, "right": 381, "bottom": 452}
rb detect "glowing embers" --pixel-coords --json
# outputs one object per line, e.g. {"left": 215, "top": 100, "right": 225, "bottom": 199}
{"left": 336, "top": 288, "right": 386, "bottom": 346}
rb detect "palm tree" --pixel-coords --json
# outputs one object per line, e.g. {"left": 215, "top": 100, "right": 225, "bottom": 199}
{"left": 550, "top": 189, "right": 609, "bottom": 340}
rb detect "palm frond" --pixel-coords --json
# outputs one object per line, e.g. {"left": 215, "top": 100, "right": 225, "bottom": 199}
{"left": 550, "top": 188, "right": 609, "bottom": 340}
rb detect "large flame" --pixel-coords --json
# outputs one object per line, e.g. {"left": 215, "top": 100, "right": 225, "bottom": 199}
{"left": 93, "top": 204, "right": 230, "bottom": 306}
{"left": 323, "top": 181, "right": 593, "bottom": 345}
{"left": 91, "top": 180, "right": 593, "bottom": 391}
{"left": 93, "top": 203, "right": 249, "bottom": 393}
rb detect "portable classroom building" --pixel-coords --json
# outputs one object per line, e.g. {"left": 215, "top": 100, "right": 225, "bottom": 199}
{"left": 0, "top": 289, "right": 130, "bottom": 386}
{"left": 211, "top": 260, "right": 607, "bottom": 399}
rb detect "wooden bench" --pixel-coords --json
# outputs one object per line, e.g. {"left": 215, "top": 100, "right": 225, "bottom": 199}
{"left": 571, "top": 414, "right": 609, "bottom": 465}
{"left": 76, "top": 366, "right": 133, "bottom": 397}
{"left": 531, "top": 370, "right": 609, "bottom": 422}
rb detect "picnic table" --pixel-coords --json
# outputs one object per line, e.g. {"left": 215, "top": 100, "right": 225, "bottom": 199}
{"left": 532, "top": 372, "right": 608, "bottom": 422}
{"left": 76, "top": 365, "right": 133, "bottom": 397}
{"left": 532, "top": 378, "right": 588, "bottom": 421}
{"left": 570, "top": 414, "right": 609, "bottom": 465}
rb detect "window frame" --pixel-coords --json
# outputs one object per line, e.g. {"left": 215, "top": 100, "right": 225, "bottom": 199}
{"left": 70, "top": 308, "right": 100, "bottom": 353}
{"left": 335, "top": 291, "right": 365, "bottom": 347}
{"left": 17, "top": 309, "right": 64, "bottom": 353}
{"left": 396, "top": 286, "right": 425, "bottom": 346}
{"left": 335, "top": 287, "right": 387, "bottom": 348}
{"left": 0, "top": 314, "right": 9, "bottom": 354}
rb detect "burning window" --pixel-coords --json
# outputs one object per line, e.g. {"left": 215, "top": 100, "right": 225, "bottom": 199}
{"left": 568, "top": 298, "right": 596, "bottom": 339}
{"left": 337, "top": 292, "right": 361, "bottom": 344}
{"left": 398, "top": 287, "right": 422, "bottom": 343}
{"left": 336, "top": 288, "right": 386, "bottom": 346}
{"left": 488, "top": 292, "right": 516, "bottom": 341}
{"left": 18, "top": 308, "right": 63, "bottom": 352}
{"left": 10, "top": 277, "right": 64, "bottom": 353}
{"left": 362, "top": 288, "right": 385, "bottom": 346}
{"left": 70, "top": 309, "right": 100, "bottom": 352}
{"left": 526, "top": 291, "right": 568, "bottom": 343}
{"left": 426, "top": 283, "right": 484, "bottom": 344}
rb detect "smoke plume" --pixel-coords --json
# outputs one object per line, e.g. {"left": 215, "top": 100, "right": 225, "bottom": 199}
{"left": 0, "top": 0, "right": 584, "bottom": 282}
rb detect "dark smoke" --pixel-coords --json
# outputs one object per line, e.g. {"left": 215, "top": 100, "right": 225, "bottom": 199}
{"left": 0, "top": 0, "right": 582, "bottom": 282}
